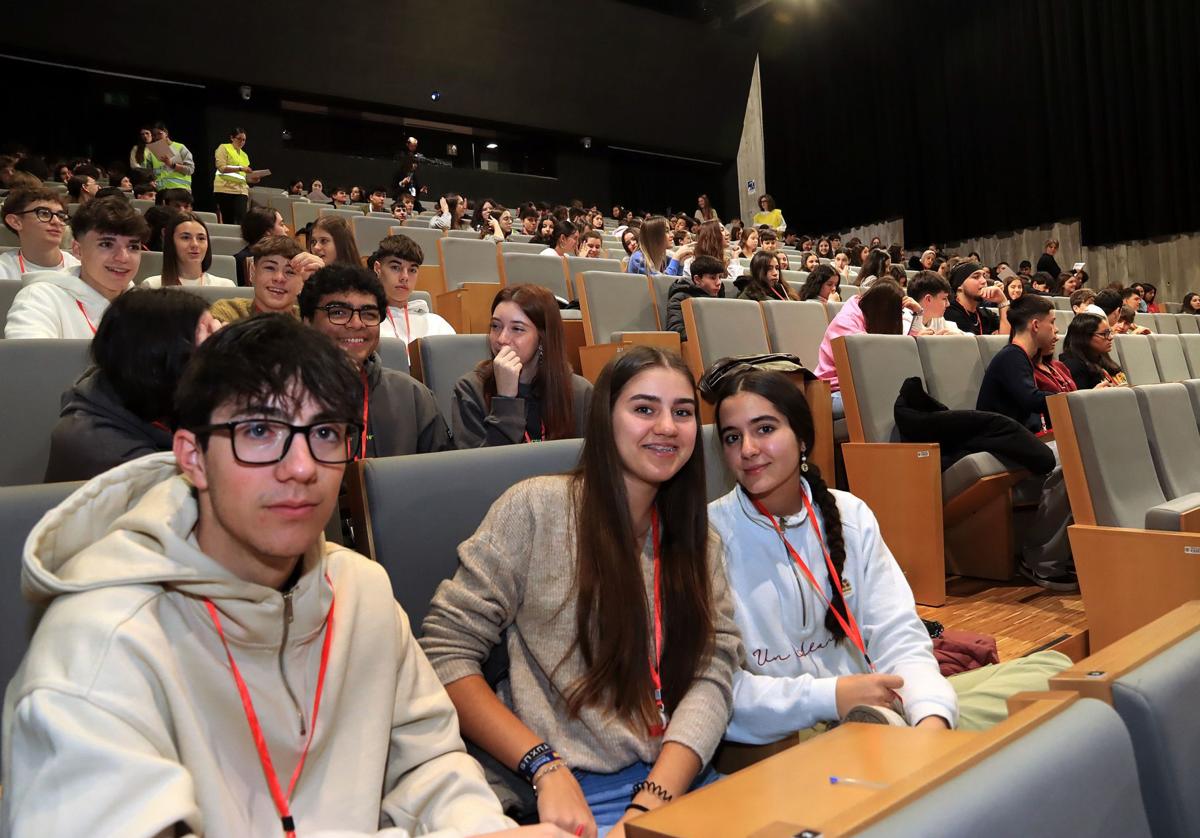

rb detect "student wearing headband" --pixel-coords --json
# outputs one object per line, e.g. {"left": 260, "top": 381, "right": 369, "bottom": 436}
{"left": 944, "top": 260, "right": 1011, "bottom": 336}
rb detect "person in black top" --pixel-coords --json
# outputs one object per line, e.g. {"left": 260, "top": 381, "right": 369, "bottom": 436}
{"left": 976, "top": 294, "right": 1076, "bottom": 592}
{"left": 944, "top": 261, "right": 1011, "bottom": 335}
{"left": 976, "top": 295, "right": 1059, "bottom": 433}
{"left": 1035, "top": 238, "right": 1063, "bottom": 279}
{"left": 392, "top": 136, "right": 427, "bottom": 211}
{"left": 1060, "top": 313, "right": 1126, "bottom": 390}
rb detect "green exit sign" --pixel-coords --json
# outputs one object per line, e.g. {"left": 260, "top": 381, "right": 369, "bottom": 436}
{"left": 103, "top": 91, "right": 131, "bottom": 107}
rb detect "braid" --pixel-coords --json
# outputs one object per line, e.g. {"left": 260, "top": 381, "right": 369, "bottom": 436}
{"left": 805, "top": 464, "right": 850, "bottom": 642}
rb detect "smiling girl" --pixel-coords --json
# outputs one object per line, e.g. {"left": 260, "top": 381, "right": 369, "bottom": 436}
{"left": 142, "top": 212, "right": 235, "bottom": 288}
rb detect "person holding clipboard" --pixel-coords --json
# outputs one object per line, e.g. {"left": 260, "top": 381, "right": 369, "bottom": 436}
{"left": 213, "top": 127, "right": 267, "bottom": 224}
{"left": 145, "top": 122, "right": 194, "bottom": 193}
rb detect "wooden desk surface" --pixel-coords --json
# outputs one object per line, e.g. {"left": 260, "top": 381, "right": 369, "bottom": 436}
{"left": 626, "top": 724, "right": 976, "bottom": 838}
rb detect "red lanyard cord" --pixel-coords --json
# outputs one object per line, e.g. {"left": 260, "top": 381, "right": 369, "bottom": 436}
{"left": 75, "top": 300, "right": 97, "bottom": 335}
{"left": 386, "top": 306, "right": 412, "bottom": 340}
{"left": 356, "top": 369, "right": 370, "bottom": 459}
{"left": 647, "top": 508, "right": 667, "bottom": 736}
{"left": 205, "top": 573, "right": 335, "bottom": 837}
{"left": 522, "top": 420, "right": 547, "bottom": 444}
{"left": 751, "top": 492, "right": 873, "bottom": 671}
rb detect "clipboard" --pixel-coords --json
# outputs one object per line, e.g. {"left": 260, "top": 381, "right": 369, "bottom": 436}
{"left": 146, "top": 138, "right": 175, "bottom": 163}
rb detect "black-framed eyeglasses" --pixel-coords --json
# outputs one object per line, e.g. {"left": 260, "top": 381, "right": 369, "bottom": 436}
{"left": 191, "top": 419, "right": 363, "bottom": 464}
{"left": 316, "top": 303, "right": 382, "bottom": 326}
{"left": 18, "top": 208, "right": 70, "bottom": 224}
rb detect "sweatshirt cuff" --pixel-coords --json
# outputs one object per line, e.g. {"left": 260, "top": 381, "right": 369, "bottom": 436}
{"left": 809, "top": 674, "right": 840, "bottom": 721}
{"left": 905, "top": 699, "right": 957, "bottom": 729}
{"left": 429, "top": 656, "right": 484, "bottom": 687}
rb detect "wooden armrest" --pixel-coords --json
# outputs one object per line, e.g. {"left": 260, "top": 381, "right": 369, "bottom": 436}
{"left": 435, "top": 282, "right": 500, "bottom": 333}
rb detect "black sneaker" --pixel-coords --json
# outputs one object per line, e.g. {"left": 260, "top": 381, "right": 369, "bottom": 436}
{"left": 1018, "top": 564, "right": 1079, "bottom": 593}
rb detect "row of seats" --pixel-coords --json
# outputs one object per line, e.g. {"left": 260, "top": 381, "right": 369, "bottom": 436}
{"left": 1131, "top": 311, "right": 1200, "bottom": 333}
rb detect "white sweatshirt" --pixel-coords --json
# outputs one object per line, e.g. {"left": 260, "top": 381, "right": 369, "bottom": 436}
{"left": 0, "top": 248, "right": 79, "bottom": 281}
{"left": 380, "top": 298, "right": 456, "bottom": 344}
{"left": 4, "top": 268, "right": 128, "bottom": 339}
{"left": 141, "top": 273, "right": 236, "bottom": 288}
{"left": 709, "top": 483, "right": 957, "bottom": 744}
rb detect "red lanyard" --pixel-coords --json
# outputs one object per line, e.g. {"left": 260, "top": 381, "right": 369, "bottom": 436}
{"left": 75, "top": 300, "right": 97, "bottom": 335}
{"left": 647, "top": 508, "right": 667, "bottom": 737}
{"left": 522, "top": 421, "right": 547, "bottom": 444}
{"left": 17, "top": 251, "right": 65, "bottom": 274}
{"left": 357, "top": 369, "right": 369, "bottom": 459}
{"left": 204, "top": 574, "right": 335, "bottom": 838}
{"left": 386, "top": 306, "right": 412, "bottom": 340}
{"left": 751, "top": 491, "right": 873, "bottom": 670}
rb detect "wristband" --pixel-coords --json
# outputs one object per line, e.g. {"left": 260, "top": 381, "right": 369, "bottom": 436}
{"left": 517, "top": 742, "right": 553, "bottom": 777}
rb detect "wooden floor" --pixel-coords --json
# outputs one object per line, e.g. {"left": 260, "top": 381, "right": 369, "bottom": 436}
{"left": 916, "top": 576, "right": 1087, "bottom": 661}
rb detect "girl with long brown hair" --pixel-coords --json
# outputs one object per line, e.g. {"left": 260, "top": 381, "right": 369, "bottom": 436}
{"left": 625, "top": 216, "right": 691, "bottom": 277}
{"left": 451, "top": 284, "right": 593, "bottom": 447}
{"left": 423, "top": 346, "right": 739, "bottom": 837}
{"left": 141, "top": 211, "right": 235, "bottom": 288}
{"left": 308, "top": 215, "right": 362, "bottom": 267}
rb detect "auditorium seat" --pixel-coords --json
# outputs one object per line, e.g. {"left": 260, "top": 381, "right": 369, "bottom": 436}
{"left": 826, "top": 300, "right": 844, "bottom": 318}
{"left": 130, "top": 198, "right": 155, "bottom": 213}
{"left": 291, "top": 201, "right": 323, "bottom": 233}
{"left": 0, "top": 340, "right": 92, "bottom": 485}
{"left": 318, "top": 207, "right": 361, "bottom": 222}
{"left": 565, "top": 256, "right": 622, "bottom": 288}
{"left": 1114, "top": 335, "right": 1163, "bottom": 385}
{"left": 853, "top": 699, "right": 1151, "bottom": 838}
{"left": 840, "top": 283, "right": 860, "bottom": 297}
{"left": 445, "top": 229, "right": 478, "bottom": 240}
{"left": 499, "top": 252, "right": 571, "bottom": 300}
{"left": 977, "top": 334, "right": 1008, "bottom": 365}
{"left": 1154, "top": 313, "right": 1181, "bottom": 335}
{"left": 408, "top": 334, "right": 491, "bottom": 421}
{"left": 1175, "top": 314, "right": 1199, "bottom": 335}
{"left": 348, "top": 439, "right": 584, "bottom": 625}
{"left": 193, "top": 211, "right": 218, "bottom": 224}
{"left": 1146, "top": 334, "right": 1193, "bottom": 383}
{"left": 133, "top": 251, "right": 164, "bottom": 285}
{"left": 1051, "top": 295, "right": 1071, "bottom": 310}
{"left": 1134, "top": 384, "right": 1200, "bottom": 499}
{"left": 647, "top": 273, "right": 677, "bottom": 329}
{"left": 680, "top": 297, "right": 769, "bottom": 382}
{"left": 915, "top": 334, "right": 986, "bottom": 412}
{"left": 1178, "top": 334, "right": 1200, "bottom": 377}
{"left": 761, "top": 300, "right": 828, "bottom": 370}
{"left": 375, "top": 339, "right": 411, "bottom": 375}
{"left": 0, "top": 480, "right": 85, "bottom": 698}
{"left": 207, "top": 236, "right": 244, "bottom": 257}
{"left": 206, "top": 222, "right": 240, "bottom": 238}
{"left": 350, "top": 215, "right": 400, "bottom": 257}
{"left": 177, "top": 285, "right": 253, "bottom": 305}
{"left": 500, "top": 241, "right": 547, "bottom": 256}
{"left": 509, "top": 233, "right": 533, "bottom": 243}
{"left": 1049, "top": 602, "right": 1200, "bottom": 837}
{"left": 575, "top": 271, "right": 679, "bottom": 382}
{"left": 438, "top": 238, "right": 501, "bottom": 289}
{"left": 1134, "top": 313, "right": 1157, "bottom": 332}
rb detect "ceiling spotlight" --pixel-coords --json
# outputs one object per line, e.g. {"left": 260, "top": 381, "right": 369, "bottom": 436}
{"left": 430, "top": 91, "right": 442, "bottom": 102}
{"left": 486, "top": 142, "right": 498, "bottom": 150}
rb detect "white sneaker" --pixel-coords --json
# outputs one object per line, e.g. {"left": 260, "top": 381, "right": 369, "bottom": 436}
{"left": 842, "top": 704, "right": 909, "bottom": 726}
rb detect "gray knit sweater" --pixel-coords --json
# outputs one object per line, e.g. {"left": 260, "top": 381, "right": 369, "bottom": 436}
{"left": 419, "top": 474, "right": 741, "bottom": 772}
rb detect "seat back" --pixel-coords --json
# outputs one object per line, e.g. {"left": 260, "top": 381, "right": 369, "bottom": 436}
{"left": 357, "top": 440, "right": 583, "bottom": 626}
{"left": 686, "top": 297, "right": 770, "bottom": 376}
{"left": 1063, "top": 387, "right": 1167, "bottom": 528}
{"left": 576, "top": 272, "right": 659, "bottom": 343}
{"left": 0, "top": 480, "right": 85, "bottom": 708}
{"left": 133, "top": 251, "right": 164, "bottom": 285}
{"left": 207, "top": 236, "right": 244, "bottom": 257}
{"left": 411, "top": 334, "right": 491, "bottom": 420}
{"left": 916, "top": 335, "right": 987, "bottom": 411}
{"left": 351, "top": 215, "right": 401, "bottom": 257}
{"left": 291, "top": 201, "right": 323, "bottom": 232}
{"left": 1052, "top": 295, "right": 1072, "bottom": 310}
{"left": 207, "top": 222, "right": 240, "bottom": 238}
{"left": 317, "top": 207, "right": 362, "bottom": 222}
{"left": 837, "top": 335, "right": 924, "bottom": 443}
{"left": 761, "top": 300, "right": 828, "bottom": 370}
{"left": 565, "top": 256, "right": 621, "bottom": 287}
{"left": 1133, "top": 383, "right": 1200, "bottom": 498}
{"left": 0, "top": 340, "right": 93, "bottom": 485}
{"left": 446, "top": 229, "right": 478, "bottom": 239}
{"left": 700, "top": 423, "right": 737, "bottom": 503}
{"left": 192, "top": 211, "right": 218, "bottom": 224}
{"left": 1147, "top": 334, "right": 1192, "bottom": 383}
{"left": 826, "top": 300, "right": 844, "bottom": 318}
{"left": 648, "top": 273, "right": 677, "bottom": 329}
{"left": 976, "top": 334, "right": 1009, "bottom": 366}
{"left": 438, "top": 238, "right": 500, "bottom": 289}
{"left": 1111, "top": 629, "right": 1200, "bottom": 838}
{"left": 1114, "top": 335, "right": 1162, "bottom": 385}
{"left": 840, "top": 284, "right": 860, "bottom": 298}
{"left": 177, "top": 285, "right": 254, "bottom": 305}
{"left": 501, "top": 242, "right": 546, "bottom": 256}
{"left": 388, "top": 226, "right": 444, "bottom": 265}
{"left": 1176, "top": 314, "right": 1199, "bottom": 335}
{"left": 854, "top": 699, "right": 1152, "bottom": 838}
{"left": 1134, "top": 312, "right": 1157, "bottom": 332}
{"left": 501, "top": 252, "right": 570, "bottom": 299}
{"left": 0, "top": 279, "right": 22, "bottom": 334}
{"left": 1153, "top": 313, "right": 1180, "bottom": 335}
{"left": 375, "top": 341, "right": 411, "bottom": 375}
{"left": 1179, "top": 333, "right": 1200, "bottom": 378}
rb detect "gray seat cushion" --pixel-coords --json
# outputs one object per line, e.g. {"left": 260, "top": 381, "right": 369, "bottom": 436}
{"left": 941, "top": 451, "right": 1011, "bottom": 501}
{"left": 1112, "top": 630, "right": 1200, "bottom": 838}
{"left": 1144, "top": 492, "right": 1200, "bottom": 531}
{"left": 855, "top": 698, "right": 1152, "bottom": 838}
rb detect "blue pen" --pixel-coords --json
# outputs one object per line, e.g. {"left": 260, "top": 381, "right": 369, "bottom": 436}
{"left": 829, "top": 776, "right": 887, "bottom": 789}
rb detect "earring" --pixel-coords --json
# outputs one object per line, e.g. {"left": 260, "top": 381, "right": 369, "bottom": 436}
{"left": 800, "top": 449, "right": 809, "bottom": 473}
{"left": 537, "top": 344, "right": 544, "bottom": 362}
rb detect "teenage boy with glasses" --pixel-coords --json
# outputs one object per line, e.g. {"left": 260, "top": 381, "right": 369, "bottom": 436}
{"left": 0, "top": 187, "right": 81, "bottom": 280}
{"left": 299, "top": 263, "right": 452, "bottom": 457}
{"left": 2, "top": 315, "right": 568, "bottom": 838}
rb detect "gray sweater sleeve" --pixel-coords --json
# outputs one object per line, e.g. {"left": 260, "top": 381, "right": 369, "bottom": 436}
{"left": 451, "top": 375, "right": 527, "bottom": 448}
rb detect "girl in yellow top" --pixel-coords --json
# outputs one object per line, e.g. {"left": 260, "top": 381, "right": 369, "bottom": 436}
{"left": 752, "top": 193, "right": 787, "bottom": 233}
{"left": 212, "top": 127, "right": 257, "bottom": 225}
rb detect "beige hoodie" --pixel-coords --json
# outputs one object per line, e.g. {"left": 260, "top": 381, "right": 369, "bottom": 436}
{"left": 2, "top": 453, "right": 512, "bottom": 837}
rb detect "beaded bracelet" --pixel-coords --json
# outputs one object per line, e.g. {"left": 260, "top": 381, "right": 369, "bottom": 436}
{"left": 631, "top": 779, "right": 673, "bottom": 803}
{"left": 531, "top": 759, "right": 567, "bottom": 795}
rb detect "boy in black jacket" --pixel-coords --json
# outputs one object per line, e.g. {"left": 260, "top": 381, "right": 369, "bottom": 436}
{"left": 665, "top": 255, "right": 726, "bottom": 340}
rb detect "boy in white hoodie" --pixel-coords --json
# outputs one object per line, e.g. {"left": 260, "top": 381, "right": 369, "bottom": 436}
{"left": 4, "top": 196, "right": 147, "bottom": 339}
{"left": 2, "top": 315, "right": 565, "bottom": 838}
{"left": 371, "top": 233, "right": 456, "bottom": 344}
{"left": 0, "top": 186, "right": 80, "bottom": 280}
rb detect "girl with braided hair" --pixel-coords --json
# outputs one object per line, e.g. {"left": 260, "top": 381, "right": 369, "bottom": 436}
{"left": 707, "top": 369, "right": 1069, "bottom": 744}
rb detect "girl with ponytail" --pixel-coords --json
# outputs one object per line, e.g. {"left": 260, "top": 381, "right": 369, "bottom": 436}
{"left": 708, "top": 369, "right": 1069, "bottom": 744}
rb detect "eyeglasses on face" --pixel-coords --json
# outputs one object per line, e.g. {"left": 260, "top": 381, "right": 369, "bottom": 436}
{"left": 18, "top": 207, "right": 70, "bottom": 224}
{"left": 317, "top": 303, "right": 382, "bottom": 326}
{"left": 191, "top": 419, "right": 363, "bottom": 464}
